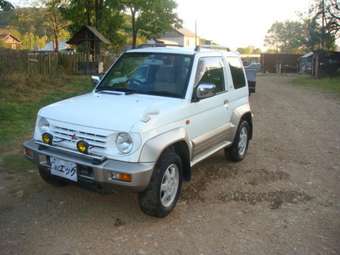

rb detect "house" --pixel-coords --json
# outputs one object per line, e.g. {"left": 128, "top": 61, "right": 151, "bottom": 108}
{"left": 298, "top": 52, "right": 313, "bottom": 74}
{"left": 157, "top": 27, "right": 198, "bottom": 47}
{"left": 0, "top": 30, "right": 21, "bottom": 49}
{"left": 299, "top": 50, "right": 340, "bottom": 77}
{"left": 39, "top": 40, "right": 72, "bottom": 52}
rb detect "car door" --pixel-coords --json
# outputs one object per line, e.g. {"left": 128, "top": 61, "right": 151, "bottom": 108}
{"left": 187, "top": 56, "right": 232, "bottom": 158}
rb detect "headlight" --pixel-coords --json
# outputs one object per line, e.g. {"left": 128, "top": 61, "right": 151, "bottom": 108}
{"left": 116, "top": 132, "right": 133, "bottom": 154}
{"left": 38, "top": 117, "right": 50, "bottom": 132}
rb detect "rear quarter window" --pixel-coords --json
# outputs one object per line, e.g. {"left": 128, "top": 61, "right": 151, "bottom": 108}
{"left": 227, "top": 57, "right": 246, "bottom": 89}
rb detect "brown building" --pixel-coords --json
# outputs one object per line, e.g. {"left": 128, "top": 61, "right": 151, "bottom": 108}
{"left": 261, "top": 53, "right": 301, "bottom": 73}
{"left": 0, "top": 30, "right": 21, "bottom": 49}
{"left": 67, "top": 25, "right": 110, "bottom": 57}
{"left": 67, "top": 26, "right": 111, "bottom": 74}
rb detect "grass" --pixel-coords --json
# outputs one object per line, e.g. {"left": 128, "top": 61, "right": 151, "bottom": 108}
{"left": 0, "top": 74, "right": 92, "bottom": 153}
{"left": 1, "top": 154, "right": 34, "bottom": 173}
{"left": 291, "top": 75, "right": 340, "bottom": 94}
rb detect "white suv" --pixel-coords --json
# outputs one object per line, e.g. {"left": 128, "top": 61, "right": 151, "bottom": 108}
{"left": 24, "top": 46, "right": 253, "bottom": 217}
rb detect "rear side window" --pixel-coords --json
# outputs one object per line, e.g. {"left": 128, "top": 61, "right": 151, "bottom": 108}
{"left": 227, "top": 57, "right": 246, "bottom": 89}
{"left": 195, "top": 57, "right": 225, "bottom": 93}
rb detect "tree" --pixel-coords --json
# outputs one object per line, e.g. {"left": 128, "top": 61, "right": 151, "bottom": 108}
{"left": 1, "top": 7, "right": 50, "bottom": 49}
{"left": 61, "top": 0, "right": 104, "bottom": 28}
{"left": 0, "top": 0, "right": 14, "bottom": 11}
{"left": 236, "top": 46, "right": 261, "bottom": 54}
{"left": 264, "top": 21, "right": 306, "bottom": 53}
{"left": 61, "top": 0, "right": 125, "bottom": 51}
{"left": 328, "top": 0, "right": 340, "bottom": 21}
{"left": 309, "top": 0, "right": 339, "bottom": 49}
{"left": 13, "top": 8, "right": 49, "bottom": 37}
{"left": 44, "top": 0, "right": 69, "bottom": 51}
{"left": 121, "top": 0, "right": 181, "bottom": 48}
{"left": 303, "top": 17, "right": 335, "bottom": 51}
{"left": 0, "top": 0, "right": 15, "bottom": 27}
{"left": 20, "top": 31, "right": 48, "bottom": 49}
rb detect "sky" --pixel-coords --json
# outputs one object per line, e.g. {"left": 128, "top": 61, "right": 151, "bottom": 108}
{"left": 176, "top": 0, "right": 313, "bottom": 50}
{"left": 11, "top": 0, "right": 315, "bottom": 50}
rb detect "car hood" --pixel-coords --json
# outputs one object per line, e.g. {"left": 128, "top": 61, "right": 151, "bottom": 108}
{"left": 39, "top": 92, "right": 184, "bottom": 131}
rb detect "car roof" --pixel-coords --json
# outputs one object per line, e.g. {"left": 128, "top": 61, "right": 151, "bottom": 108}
{"left": 127, "top": 47, "right": 196, "bottom": 55}
{"left": 126, "top": 46, "right": 240, "bottom": 58}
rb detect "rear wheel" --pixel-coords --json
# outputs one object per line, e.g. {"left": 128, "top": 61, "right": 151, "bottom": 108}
{"left": 225, "top": 120, "right": 250, "bottom": 162}
{"left": 38, "top": 166, "right": 68, "bottom": 187}
{"left": 138, "top": 150, "right": 182, "bottom": 218}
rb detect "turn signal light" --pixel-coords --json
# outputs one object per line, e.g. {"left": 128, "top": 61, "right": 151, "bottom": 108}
{"left": 24, "top": 147, "right": 33, "bottom": 159}
{"left": 111, "top": 172, "right": 132, "bottom": 182}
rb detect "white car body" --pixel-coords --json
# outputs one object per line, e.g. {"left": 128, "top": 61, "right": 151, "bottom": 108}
{"left": 24, "top": 46, "right": 253, "bottom": 216}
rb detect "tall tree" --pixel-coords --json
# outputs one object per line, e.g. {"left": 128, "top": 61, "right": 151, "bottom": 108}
{"left": 61, "top": 0, "right": 125, "bottom": 51}
{"left": 0, "top": 0, "right": 14, "bottom": 11}
{"left": 0, "top": 0, "right": 15, "bottom": 27}
{"left": 2, "top": 7, "right": 51, "bottom": 49}
{"left": 303, "top": 17, "right": 335, "bottom": 51}
{"left": 236, "top": 46, "right": 261, "bottom": 54}
{"left": 44, "top": 0, "right": 69, "bottom": 51}
{"left": 121, "top": 0, "right": 181, "bottom": 48}
{"left": 309, "top": 0, "right": 339, "bottom": 49}
{"left": 264, "top": 21, "right": 306, "bottom": 53}
{"left": 327, "top": 0, "right": 340, "bottom": 20}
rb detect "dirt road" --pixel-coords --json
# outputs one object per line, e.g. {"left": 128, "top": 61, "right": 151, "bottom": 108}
{"left": 1, "top": 75, "right": 340, "bottom": 255}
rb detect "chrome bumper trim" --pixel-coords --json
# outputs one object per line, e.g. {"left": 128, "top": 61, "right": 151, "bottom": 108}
{"left": 23, "top": 139, "right": 154, "bottom": 191}
{"left": 35, "top": 141, "right": 106, "bottom": 162}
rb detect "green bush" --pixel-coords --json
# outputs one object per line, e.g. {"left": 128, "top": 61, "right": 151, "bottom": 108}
{"left": 0, "top": 74, "right": 92, "bottom": 152}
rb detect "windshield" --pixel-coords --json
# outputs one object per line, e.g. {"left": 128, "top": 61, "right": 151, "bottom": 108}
{"left": 96, "top": 52, "right": 193, "bottom": 98}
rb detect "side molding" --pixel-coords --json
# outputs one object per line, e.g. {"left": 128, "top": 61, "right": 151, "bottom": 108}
{"left": 139, "top": 127, "right": 192, "bottom": 163}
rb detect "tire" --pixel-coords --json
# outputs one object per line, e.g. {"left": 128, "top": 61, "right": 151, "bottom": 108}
{"left": 38, "top": 166, "right": 68, "bottom": 187}
{"left": 225, "top": 120, "right": 250, "bottom": 162}
{"left": 138, "top": 150, "right": 182, "bottom": 218}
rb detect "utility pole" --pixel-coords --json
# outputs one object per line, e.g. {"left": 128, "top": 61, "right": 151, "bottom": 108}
{"left": 321, "top": 0, "right": 325, "bottom": 49}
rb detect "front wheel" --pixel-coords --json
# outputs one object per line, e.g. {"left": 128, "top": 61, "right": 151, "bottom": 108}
{"left": 225, "top": 120, "right": 250, "bottom": 162}
{"left": 138, "top": 151, "right": 182, "bottom": 218}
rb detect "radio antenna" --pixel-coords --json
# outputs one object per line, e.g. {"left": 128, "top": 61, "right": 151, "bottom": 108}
{"left": 195, "top": 20, "right": 198, "bottom": 48}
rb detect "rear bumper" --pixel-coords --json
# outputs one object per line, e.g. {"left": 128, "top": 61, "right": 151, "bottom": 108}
{"left": 23, "top": 139, "right": 154, "bottom": 192}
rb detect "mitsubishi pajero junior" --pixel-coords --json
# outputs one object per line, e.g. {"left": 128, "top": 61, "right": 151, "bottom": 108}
{"left": 24, "top": 45, "right": 253, "bottom": 217}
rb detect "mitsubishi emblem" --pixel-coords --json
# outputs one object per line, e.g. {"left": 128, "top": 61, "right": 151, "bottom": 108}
{"left": 71, "top": 133, "right": 77, "bottom": 141}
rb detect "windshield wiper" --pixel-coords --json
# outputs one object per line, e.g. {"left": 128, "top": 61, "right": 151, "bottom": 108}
{"left": 96, "top": 87, "right": 135, "bottom": 95}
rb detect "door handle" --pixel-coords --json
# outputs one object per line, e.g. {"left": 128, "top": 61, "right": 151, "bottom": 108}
{"left": 224, "top": 99, "right": 229, "bottom": 106}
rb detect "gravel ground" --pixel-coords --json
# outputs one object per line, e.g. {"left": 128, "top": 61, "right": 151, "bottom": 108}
{"left": 1, "top": 74, "right": 340, "bottom": 255}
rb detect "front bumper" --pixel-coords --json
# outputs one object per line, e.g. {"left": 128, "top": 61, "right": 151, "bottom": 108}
{"left": 23, "top": 139, "right": 154, "bottom": 192}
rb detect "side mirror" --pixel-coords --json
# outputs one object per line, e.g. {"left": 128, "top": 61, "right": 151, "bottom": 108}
{"left": 91, "top": 75, "right": 101, "bottom": 86}
{"left": 195, "top": 83, "right": 216, "bottom": 100}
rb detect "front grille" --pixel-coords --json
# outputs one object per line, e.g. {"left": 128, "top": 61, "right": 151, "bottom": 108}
{"left": 51, "top": 125, "right": 108, "bottom": 151}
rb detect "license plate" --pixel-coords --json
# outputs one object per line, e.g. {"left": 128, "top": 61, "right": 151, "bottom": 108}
{"left": 50, "top": 157, "right": 78, "bottom": 182}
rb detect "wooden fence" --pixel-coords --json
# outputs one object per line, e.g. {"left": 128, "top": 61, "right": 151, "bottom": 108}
{"left": 0, "top": 49, "right": 116, "bottom": 77}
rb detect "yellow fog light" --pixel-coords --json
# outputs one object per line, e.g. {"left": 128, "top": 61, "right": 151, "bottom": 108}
{"left": 77, "top": 140, "right": 89, "bottom": 154}
{"left": 42, "top": 133, "right": 53, "bottom": 145}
